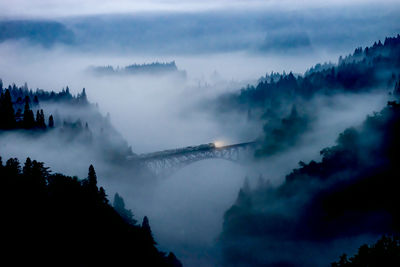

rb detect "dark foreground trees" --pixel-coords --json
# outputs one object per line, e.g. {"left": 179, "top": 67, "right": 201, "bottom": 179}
{"left": 220, "top": 91, "right": 400, "bottom": 266}
{"left": 0, "top": 159, "right": 181, "bottom": 267}
{"left": 332, "top": 235, "right": 400, "bottom": 267}
{"left": 0, "top": 89, "right": 53, "bottom": 130}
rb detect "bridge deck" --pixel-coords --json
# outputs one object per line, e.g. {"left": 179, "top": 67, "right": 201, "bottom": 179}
{"left": 134, "top": 141, "right": 257, "bottom": 161}
{"left": 126, "top": 141, "right": 257, "bottom": 177}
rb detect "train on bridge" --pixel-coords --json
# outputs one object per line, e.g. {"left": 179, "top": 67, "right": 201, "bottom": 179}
{"left": 138, "top": 143, "right": 216, "bottom": 160}
{"left": 126, "top": 141, "right": 258, "bottom": 177}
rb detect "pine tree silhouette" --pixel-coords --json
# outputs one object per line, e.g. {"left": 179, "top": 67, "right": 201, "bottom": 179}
{"left": 142, "top": 216, "right": 156, "bottom": 245}
{"left": 87, "top": 164, "right": 98, "bottom": 192}
{"left": 0, "top": 89, "right": 16, "bottom": 129}
{"left": 113, "top": 193, "right": 137, "bottom": 225}
{"left": 23, "top": 96, "right": 35, "bottom": 129}
{"left": 48, "top": 115, "right": 54, "bottom": 128}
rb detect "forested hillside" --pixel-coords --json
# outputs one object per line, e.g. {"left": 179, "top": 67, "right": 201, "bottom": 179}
{"left": 0, "top": 82, "right": 87, "bottom": 130}
{"left": 216, "top": 35, "right": 400, "bottom": 157}
{"left": 90, "top": 61, "right": 186, "bottom": 77}
{"left": 331, "top": 235, "right": 400, "bottom": 267}
{"left": 0, "top": 81, "right": 140, "bottom": 164}
{"left": 220, "top": 82, "right": 400, "bottom": 266}
{"left": 2, "top": 2, "right": 399, "bottom": 266}
{"left": 0, "top": 157, "right": 182, "bottom": 267}
{"left": 221, "top": 35, "right": 400, "bottom": 110}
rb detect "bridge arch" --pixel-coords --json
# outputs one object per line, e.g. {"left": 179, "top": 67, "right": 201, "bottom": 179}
{"left": 128, "top": 141, "right": 257, "bottom": 177}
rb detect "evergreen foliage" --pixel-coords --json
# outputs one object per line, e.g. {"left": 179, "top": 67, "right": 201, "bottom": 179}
{"left": 0, "top": 89, "right": 16, "bottom": 129}
{"left": 230, "top": 34, "right": 400, "bottom": 110}
{"left": 217, "top": 35, "right": 400, "bottom": 157}
{"left": 332, "top": 235, "right": 400, "bottom": 267}
{"left": 221, "top": 80, "right": 400, "bottom": 266}
{"left": 0, "top": 159, "right": 182, "bottom": 267}
{"left": 48, "top": 114, "right": 54, "bottom": 127}
{"left": 113, "top": 193, "right": 137, "bottom": 225}
{"left": 91, "top": 61, "right": 180, "bottom": 75}
{"left": 0, "top": 83, "right": 92, "bottom": 131}
{"left": 142, "top": 216, "right": 156, "bottom": 245}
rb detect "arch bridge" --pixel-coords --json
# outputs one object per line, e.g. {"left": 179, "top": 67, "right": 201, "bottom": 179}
{"left": 128, "top": 141, "right": 257, "bottom": 177}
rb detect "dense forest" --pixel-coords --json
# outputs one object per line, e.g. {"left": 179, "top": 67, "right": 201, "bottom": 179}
{"left": 2, "top": 2, "right": 400, "bottom": 266}
{"left": 332, "top": 235, "right": 400, "bottom": 267}
{"left": 220, "top": 80, "right": 400, "bottom": 266}
{"left": 90, "top": 61, "right": 184, "bottom": 76}
{"left": 222, "top": 35, "right": 400, "bottom": 109}
{"left": 0, "top": 157, "right": 182, "bottom": 267}
{"left": 0, "top": 78, "right": 180, "bottom": 266}
{"left": 0, "top": 81, "right": 137, "bottom": 163}
{"left": 217, "top": 35, "right": 400, "bottom": 157}
{"left": 2, "top": 25, "right": 400, "bottom": 266}
{"left": 0, "top": 82, "right": 88, "bottom": 130}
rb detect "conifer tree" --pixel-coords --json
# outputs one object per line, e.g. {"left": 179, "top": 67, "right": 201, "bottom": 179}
{"left": 5, "top": 158, "right": 20, "bottom": 177}
{"left": 79, "top": 88, "right": 88, "bottom": 104}
{"left": 0, "top": 89, "right": 16, "bottom": 129}
{"left": 99, "top": 186, "right": 108, "bottom": 204}
{"left": 142, "top": 216, "right": 156, "bottom": 245}
{"left": 40, "top": 110, "right": 46, "bottom": 128}
{"left": 33, "top": 95, "right": 39, "bottom": 106}
{"left": 48, "top": 115, "right": 54, "bottom": 128}
{"left": 36, "top": 110, "right": 41, "bottom": 126}
{"left": 87, "top": 164, "right": 98, "bottom": 191}
{"left": 35, "top": 109, "right": 46, "bottom": 128}
{"left": 23, "top": 96, "right": 35, "bottom": 129}
{"left": 23, "top": 157, "right": 33, "bottom": 177}
{"left": 113, "top": 193, "right": 136, "bottom": 225}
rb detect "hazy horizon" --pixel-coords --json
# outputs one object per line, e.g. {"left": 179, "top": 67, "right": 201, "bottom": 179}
{"left": 1, "top": 1, "right": 399, "bottom": 266}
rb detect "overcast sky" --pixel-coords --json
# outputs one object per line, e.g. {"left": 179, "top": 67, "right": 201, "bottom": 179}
{"left": 0, "top": 0, "right": 398, "bottom": 19}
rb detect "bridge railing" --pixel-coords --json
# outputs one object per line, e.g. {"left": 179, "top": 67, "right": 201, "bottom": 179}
{"left": 136, "top": 141, "right": 257, "bottom": 161}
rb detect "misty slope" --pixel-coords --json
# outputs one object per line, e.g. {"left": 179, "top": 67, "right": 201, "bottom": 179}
{"left": 0, "top": 20, "right": 75, "bottom": 46}
{"left": 216, "top": 35, "right": 400, "bottom": 157}
{"left": 0, "top": 81, "right": 159, "bottom": 182}
{"left": 221, "top": 35, "right": 400, "bottom": 109}
{"left": 2, "top": 5, "right": 399, "bottom": 55}
{"left": 220, "top": 83, "right": 400, "bottom": 266}
{"left": 89, "top": 61, "right": 186, "bottom": 78}
{"left": 0, "top": 157, "right": 182, "bottom": 267}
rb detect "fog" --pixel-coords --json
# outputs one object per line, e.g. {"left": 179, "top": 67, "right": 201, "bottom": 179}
{"left": 0, "top": 44, "right": 391, "bottom": 266}
{"left": 0, "top": 40, "right": 342, "bottom": 153}
{"left": 0, "top": 4, "right": 399, "bottom": 265}
{"left": 2, "top": 0, "right": 397, "bottom": 18}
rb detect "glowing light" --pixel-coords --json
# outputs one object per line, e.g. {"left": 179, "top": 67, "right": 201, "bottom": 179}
{"left": 214, "top": 141, "right": 224, "bottom": 148}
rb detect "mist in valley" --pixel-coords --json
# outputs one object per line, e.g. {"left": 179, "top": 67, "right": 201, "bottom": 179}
{"left": 1, "top": 2, "right": 400, "bottom": 266}
{"left": 0, "top": 49, "right": 392, "bottom": 266}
